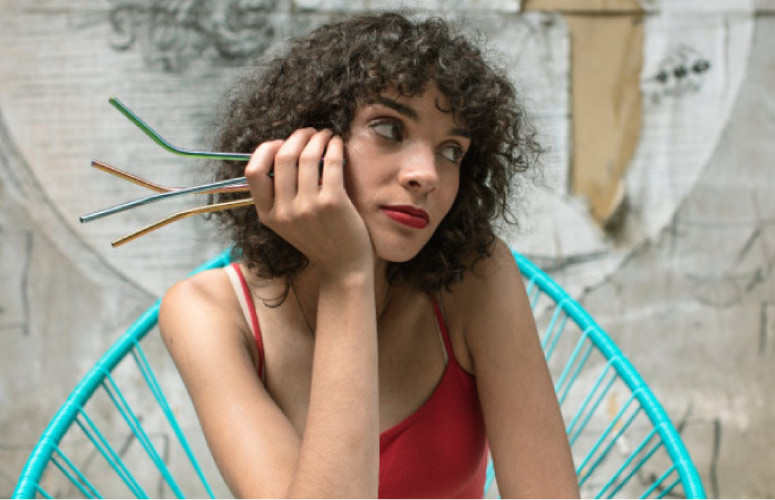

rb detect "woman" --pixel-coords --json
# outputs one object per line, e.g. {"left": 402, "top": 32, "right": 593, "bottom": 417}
{"left": 159, "top": 12, "right": 579, "bottom": 498}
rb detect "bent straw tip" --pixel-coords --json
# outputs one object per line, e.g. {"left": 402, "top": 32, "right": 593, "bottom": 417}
{"left": 108, "top": 97, "right": 129, "bottom": 113}
{"left": 111, "top": 233, "right": 135, "bottom": 247}
{"left": 79, "top": 210, "right": 103, "bottom": 223}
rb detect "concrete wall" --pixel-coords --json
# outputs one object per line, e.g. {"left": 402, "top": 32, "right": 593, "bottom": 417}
{"left": 1, "top": 0, "right": 773, "bottom": 497}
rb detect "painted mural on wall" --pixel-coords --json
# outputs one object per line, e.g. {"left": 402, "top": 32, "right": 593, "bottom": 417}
{"left": 645, "top": 44, "right": 712, "bottom": 101}
{"left": 107, "top": 0, "right": 282, "bottom": 72}
{"left": 1, "top": 1, "right": 773, "bottom": 496}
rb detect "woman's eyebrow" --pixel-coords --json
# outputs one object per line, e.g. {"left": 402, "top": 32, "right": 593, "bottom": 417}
{"left": 450, "top": 126, "right": 471, "bottom": 139}
{"left": 375, "top": 96, "right": 471, "bottom": 138}
{"left": 376, "top": 96, "right": 418, "bottom": 120}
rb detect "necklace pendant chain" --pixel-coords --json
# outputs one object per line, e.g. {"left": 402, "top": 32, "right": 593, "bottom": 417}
{"left": 291, "top": 280, "right": 391, "bottom": 336}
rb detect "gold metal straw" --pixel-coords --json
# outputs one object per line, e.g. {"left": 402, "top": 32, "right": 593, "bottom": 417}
{"left": 90, "top": 160, "right": 249, "bottom": 195}
{"left": 83, "top": 160, "right": 253, "bottom": 245}
{"left": 112, "top": 198, "right": 255, "bottom": 247}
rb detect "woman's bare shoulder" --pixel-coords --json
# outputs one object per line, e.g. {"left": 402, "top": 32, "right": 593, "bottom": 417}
{"left": 447, "top": 239, "right": 579, "bottom": 497}
{"left": 163, "top": 268, "right": 234, "bottom": 306}
{"left": 160, "top": 269, "right": 239, "bottom": 315}
{"left": 442, "top": 237, "right": 521, "bottom": 316}
{"left": 159, "top": 267, "right": 247, "bottom": 350}
{"left": 438, "top": 237, "right": 524, "bottom": 372}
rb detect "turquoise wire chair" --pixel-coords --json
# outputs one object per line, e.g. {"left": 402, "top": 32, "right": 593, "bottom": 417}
{"left": 12, "top": 250, "right": 705, "bottom": 499}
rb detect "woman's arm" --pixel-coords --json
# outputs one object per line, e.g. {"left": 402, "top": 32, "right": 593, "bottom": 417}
{"left": 159, "top": 267, "right": 379, "bottom": 498}
{"left": 291, "top": 271, "right": 379, "bottom": 498}
{"left": 455, "top": 238, "right": 579, "bottom": 498}
{"left": 160, "top": 273, "right": 300, "bottom": 498}
{"left": 159, "top": 128, "right": 381, "bottom": 498}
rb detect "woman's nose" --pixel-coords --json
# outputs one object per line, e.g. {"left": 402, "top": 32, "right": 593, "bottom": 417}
{"left": 398, "top": 145, "right": 438, "bottom": 192}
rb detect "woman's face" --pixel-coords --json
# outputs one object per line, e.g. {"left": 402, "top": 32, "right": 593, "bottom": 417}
{"left": 344, "top": 83, "right": 470, "bottom": 263}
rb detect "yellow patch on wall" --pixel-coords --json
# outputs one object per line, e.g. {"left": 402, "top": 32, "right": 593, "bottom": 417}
{"left": 525, "top": 0, "right": 644, "bottom": 226}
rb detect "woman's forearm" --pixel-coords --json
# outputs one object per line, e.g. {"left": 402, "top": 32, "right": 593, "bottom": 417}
{"left": 286, "top": 270, "right": 380, "bottom": 498}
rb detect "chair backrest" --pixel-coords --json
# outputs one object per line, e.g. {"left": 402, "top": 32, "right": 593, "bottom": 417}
{"left": 499, "top": 253, "right": 705, "bottom": 498}
{"left": 12, "top": 250, "right": 705, "bottom": 499}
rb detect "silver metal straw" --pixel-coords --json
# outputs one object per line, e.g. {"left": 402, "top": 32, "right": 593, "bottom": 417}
{"left": 80, "top": 176, "right": 248, "bottom": 223}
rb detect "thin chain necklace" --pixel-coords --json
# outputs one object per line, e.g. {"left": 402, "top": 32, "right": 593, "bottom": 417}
{"left": 290, "top": 280, "right": 392, "bottom": 335}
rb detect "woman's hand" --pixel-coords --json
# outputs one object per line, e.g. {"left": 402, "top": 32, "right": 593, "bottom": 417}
{"left": 245, "top": 128, "right": 374, "bottom": 278}
{"left": 243, "top": 128, "right": 382, "bottom": 496}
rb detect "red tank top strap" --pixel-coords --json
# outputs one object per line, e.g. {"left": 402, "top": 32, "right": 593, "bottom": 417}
{"left": 428, "top": 295, "right": 455, "bottom": 363}
{"left": 230, "top": 263, "right": 265, "bottom": 382}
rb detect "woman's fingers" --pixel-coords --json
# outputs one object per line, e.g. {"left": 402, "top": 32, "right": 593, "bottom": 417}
{"left": 246, "top": 129, "right": 348, "bottom": 236}
{"left": 245, "top": 139, "right": 283, "bottom": 214}
{"left": 272, "top": 128, "right": 316, "bottom": 206}
{"left": 244, "top": 129, "right": 369, "bottom": 273}
{"left": 320, "top": 135, "right": 345, "bottom": 193}
{"left": 297, "top": 129, "right": 333, "bottom": 196}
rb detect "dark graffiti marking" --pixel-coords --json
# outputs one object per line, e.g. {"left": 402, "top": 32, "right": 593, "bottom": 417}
{"left": 681, "top": 220, "right": 775, "bottom": 308}
{"left": 761, "top": 302, "right": 773, "bottom": 357}
{"left": 644, "top": 44, "right": 712, "bottom": 102}
{"left": 107, "top": 0, "right": 281, "bottom": 72}
{"left": 157, "top": 433, "right": 170, "bottom": 498}
{"left": 709, "top": 418, "right": 721, "bottom": 499}
{"left": 20, "top": 231, "right": 32, "bottom": 336}
{"left": 0, "top": 227, "right": 32, "bottom": 337}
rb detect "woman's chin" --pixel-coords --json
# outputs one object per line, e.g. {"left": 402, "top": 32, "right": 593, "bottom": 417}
{"left": 365, "top": 217, "right": 435, "bottom": 264}
{"left": 372, "top": 238, "right": 425, "bottom": 264}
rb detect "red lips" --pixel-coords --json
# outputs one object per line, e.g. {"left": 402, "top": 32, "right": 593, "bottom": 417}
{"left": 380, "top": 205, "right": 430, "bottom": 229}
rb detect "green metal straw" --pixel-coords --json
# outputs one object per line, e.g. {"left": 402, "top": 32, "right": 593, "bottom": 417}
{"left": 109, "top": 97, "right": 251, "bottom": 162}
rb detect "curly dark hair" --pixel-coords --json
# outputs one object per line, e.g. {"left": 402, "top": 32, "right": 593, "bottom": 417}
{"left": 211, "top": 11, "right": 540, "bottom": 292}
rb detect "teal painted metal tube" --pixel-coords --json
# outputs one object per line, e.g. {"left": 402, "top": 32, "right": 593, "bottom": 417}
{"left": 544, "top": 312, "right": 569, "bottom": 362}
{"left": 75, "top": 412, "right": 148, "bottom": 497}
{"left": 12, "top": 250, "right": 233, "bottom": 499}
{"left": 484, "top": 459, "right": 496, "bottom": 495}
{"left": 101, "top": 375, "right": 185, "bottom": 498}
{"left": 656, "top": 476, "right": 681, "bottom": 499}
{"left": 34, "top": 485, "right": 53, "bottom": 499}
{"left": 13, "top": 249, "right": 704, "bottom": 499}
{"left": 558, "top": 340, "right": 595, "bottom": 405}
{"left": 51, "top": 447, "right": 102, "bottom": 498}
{"left": 590, "top": 422, "right": 655, "bottom": 493}
{"left": 567, "top": 362, "right": 616, "bottom": 444}
{"left": 640, "top": 464, "right": 677, "bottom": 498}
{"left": 130, "top": 346, "right": 216, "bottom": 498}
{"left": 608, "top": 435, "right": 664, "bottom": 497}
{"left": 554, "top": 329, "right": 592, "bottom": 395}
{"left": 577, "top": 393, "right": 640, "bottom": 483}
{"left": 513, "top": 252, "right": 706, "bottom": 499}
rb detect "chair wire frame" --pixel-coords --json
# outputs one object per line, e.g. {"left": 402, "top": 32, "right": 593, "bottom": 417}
{"left": 12, "top": 249, "right": 705, "bottom": 499}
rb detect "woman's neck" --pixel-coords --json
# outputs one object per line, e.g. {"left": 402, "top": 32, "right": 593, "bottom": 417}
{"left": 291, "top": 259, "right": 391, "bottom": 335}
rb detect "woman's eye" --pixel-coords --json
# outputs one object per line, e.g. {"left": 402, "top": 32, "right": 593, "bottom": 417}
{"left": 371, "top": 121, "right": 401, "bottom": 141}
{"left": 440, "top": 144, "right": 464, "bottom": 164}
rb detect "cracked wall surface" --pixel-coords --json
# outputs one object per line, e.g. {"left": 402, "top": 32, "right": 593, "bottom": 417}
{"left": 1, "top": 0, "right": 773, "bottom": 497}
{"left": 578, "top": 17, "right": 775, "bottom": 496}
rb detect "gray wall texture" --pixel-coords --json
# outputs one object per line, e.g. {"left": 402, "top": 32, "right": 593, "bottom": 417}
{"left": 1, "top": 0, "right": 773, "bottom": 497}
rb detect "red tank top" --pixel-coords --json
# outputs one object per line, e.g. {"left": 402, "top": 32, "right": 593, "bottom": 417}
{"left": 227, "top": 263, "right": 489, "bottom": 498}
